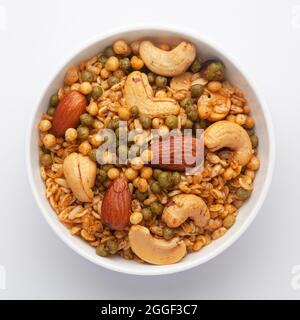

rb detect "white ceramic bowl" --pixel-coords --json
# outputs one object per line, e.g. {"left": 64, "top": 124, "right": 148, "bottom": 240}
{"left": 26, "top": 25, "right": 275, "bottom": 275}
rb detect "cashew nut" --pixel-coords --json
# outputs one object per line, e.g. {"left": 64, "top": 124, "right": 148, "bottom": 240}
{"left": 162, "top": 194, "right": 210, "bottom": 228}
{"left": 139, "top": 40, "right": 196, "bottom": 77}
{"left": 124, "top": 71, "right": 180, "bottom": 117}
{"left": 129, "top": 225, "right": 186, "bottom": 265}
{"left": 63, "top": 152, "right": 96, "bottom": 202}
{"left": 197, "top": 92, "right": 231, "bottom": 121}
{"left": 204, "top": 120, "right": 252, "bottom": 166}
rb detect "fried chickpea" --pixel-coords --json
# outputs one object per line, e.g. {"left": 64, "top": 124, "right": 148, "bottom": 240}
{"left": 40, "top": 154, "right": 53, "bottom": 167}
{"left": 245, "top": 116, "right": 255, "bottom": 129}
{"left": 107, "top": 168, "right": 120, "bottom": 180}
{"left": 136, "top": 178, "right": 148, "bottom": 193}
{"left": 79, "top": 141, "right": 92, "bottom": 156}
{"left": 223, "top": 215, "right": 236, "bottom": 228}
{"left": 125, "top": 168, "right": 138, "bottom": 181}
{"left": 86, "top": 101, "right": 99, "bottom": 116}
{"left": 131, "top": 157, "right": 144, "bottom": 170}
{"left": 247, "top": 156, "right": 260, "bottom": 171}
{"left": 152, "top": 118, "right": 161, "bottom": 129}
{"left": 118, "top": 107, "right": 131, "bottom": 120}
{"left": 113, "top": 39, "right": 131, "bottom": 56}
{"left": 131, "top": 56, "right": 144, "bottom": 70}
{"left": 130, "top": 212, "right": 143, "bottom": 225}
{"left": 89, "top": 134, "right": 104, "bottom": 147}
{"left": 223, "top": 167, "right": 236, "bottom": 180}
{"left": 140, "top": 167, "right": 153, "bottom": 180}
{"left": 100, "top": 68, "right": 111, "bottom": 79}
{"left": 39, "top": 119, "right": 52, "bottom": 132}
{"left": 105, "top": 56, "right": 120, "bottom": 72}
{"left": 43, "top": 134, "right": 56, "bottom": 148}
{"left": 235, "top": 114, "right": 247, "bottom": 126}
{"left": 158, "top": 125, "right": 170, "bottom": 138}
{"left": 212, "top": 227, "right": 227, "bottom": 240}
{"left": 193, "top": 236, "right": 206, "bottom": 251}
{"left": 243, "top": 105, "right": 251, "bottom": 114}
{"left": 113, "top": 69, "right": 125, "bottom": 79}
{"left": 207, "top": 81, "right": 222, "bottom": 92}
{"left": 71, "top": 83, "right": 81, "bottom": 91}
{"left": 245, "top": 169, "right": 255, "bottom": 180}
{"left": 65, "top": 128, "right": 78, "bottom": 142}
{"left": 79, "top": 82, "right": 92, "bottom": 95}
{"left": 226, "top": 114, "right": 236, "bottom": 122}
{"left": 141, "top": 149, "right": 153, "bottom": 163}
{"left": 130, "top": 41, "right": 140, "bottom": 55}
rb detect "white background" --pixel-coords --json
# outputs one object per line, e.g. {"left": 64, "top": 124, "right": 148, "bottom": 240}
{"left": 0, "top": 0, "right": 299, "bottom": 299}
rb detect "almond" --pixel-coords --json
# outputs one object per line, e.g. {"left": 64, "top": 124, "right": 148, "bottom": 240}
{"left": 150, "top": 135, "right": 203, "bottom": 171}
{"left": 101, "top": 176, "right": 131, "bottom": 230}
{"left": 51, "top": 90, "right": 87, "bottom": 137}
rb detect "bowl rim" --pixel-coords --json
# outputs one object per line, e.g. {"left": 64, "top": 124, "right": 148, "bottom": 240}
{"left": 26, "top": 24, "right": 275, "bottom": 276}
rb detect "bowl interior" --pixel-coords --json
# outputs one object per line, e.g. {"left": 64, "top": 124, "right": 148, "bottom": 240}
{"left": 27, "top": 27, "right": 273, "bottom": 275}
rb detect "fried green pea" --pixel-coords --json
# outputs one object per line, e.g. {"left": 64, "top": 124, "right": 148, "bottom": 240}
{"left": 135, "top": 190, "right": 148, "bottom": 201}
{"left": 155, "top": 76, "right": 167, "bottom": 88}
{"left": 150, "top": 181, "right": 161, "bottom": 194}
{"left": 250, "top": 135, "right": 258, "bottom": 148}
{"left": 47, "top": 107, "right": 56, "bottom": 116}
{"left": 119, "top": 58, "right": 131, "bottom": 72}
{"left": 190, "top": 58, "right": 203, "bottom": 73}
{"left": 201, "top": 59, "right": 225, "bottom": 81}
{"left": 104, "top": 46, "right": 114, "bottom": 57}
{"left": 91, "top": 85, "right": 103, "bottom": 100}
{"left": 107, "top": 76, "right": 120, "bottom": 87}
{"left": 81, "top": 70, "right": 93, "bottom": 82}
{"left": 165, "top": 115, "right": 178, "bottom": 129}
{"left": 139, "top": 114, "right": 152, "bottom": 129}
{"left": 158, "top": 171, "right": 171, "bottom": 189}
{"left": 49, "top": 94, "right": 59, "bottom": 107}
{"left": 80, "top": 113, "right": 94, "bottom": 127}
{"left": 130, "top": 105, "right": 139, "bottom": 118}
{"left": 183, "top": 119, "right": 194, "bottom": 129}
{"left": 96, "top": 243, "right": 108, "bottom": 257}
{"left": 147, "top": 72, "right": 156, "bottom": 84}
{"left": 40, "top": 154, "right": 52, "bottom": 166}
{"left": 89, "top": 149, "right": 97, "bottom": 162}
{"left": 106, "top": 239, "right": 118, "bottom": 254}
{"left": 180, "top": 98, "right": 193, "bottom": 109}
{"left": 142, "top": 207, "right": 153, "bottom": 221}
{"left": 77, "top": 126, "right": 89, "bottom": 139}
{"left": 153, "top": 169, "right": 162, "bottom": 180}
{"left": 236, "top": 187, "right": 251, "bottom": 200}
{"left": 171, "top": 172, "right": 181, "bottom": 185}
{"left": 163, "top": 227, "right": 175, "bottom": 240}
{"left": 97, "top": 169, "right": 107, "bottom": 182}
{"left": 150, "top": 201, "right": 163, "bottom": 215}
{"left": 191, "top": 84, "right": 204, "bottom": 98}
